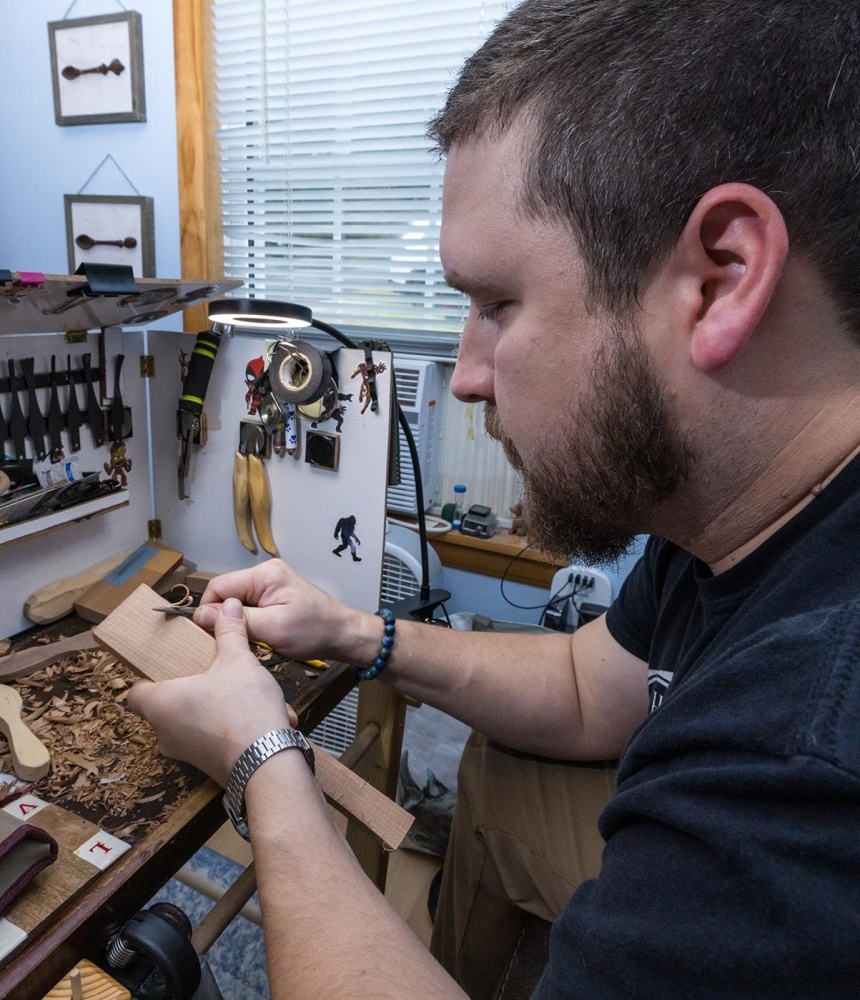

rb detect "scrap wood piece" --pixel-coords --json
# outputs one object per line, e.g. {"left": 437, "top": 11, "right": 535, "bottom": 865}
{"left": 94, "top": 584, "right": 414, "bottom": 849}
{"left": 43, "top": 958, "right": 130, "bottom": 999}
{"left": 73, "top": 542, "right": 184, "bottom": 624}
{"left": 23, "top": 549, "right": 133, "bottom": 625}
{"left": 0, "top": 631, "right": 99, "bottom": 683}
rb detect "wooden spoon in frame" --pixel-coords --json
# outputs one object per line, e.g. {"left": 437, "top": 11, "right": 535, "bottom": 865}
{"left": 76, "top": 234, "right": 138, "bottom": 251}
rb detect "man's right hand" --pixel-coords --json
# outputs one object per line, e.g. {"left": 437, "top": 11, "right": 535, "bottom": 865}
{"left": 193, "top": 559, "right": 363, "bottom": 663}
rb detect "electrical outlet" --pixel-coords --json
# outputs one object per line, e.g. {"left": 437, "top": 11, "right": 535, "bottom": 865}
{"left": 545, "top": 565, "right": 613, "bottom": 631}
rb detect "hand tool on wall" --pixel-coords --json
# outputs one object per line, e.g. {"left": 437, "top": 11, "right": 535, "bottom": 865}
{"left": 233, "top": 422, "right": 278, "bottom": 556}
{"left": 81, "top": 351, "right": 104, "bottom": 447}
{"left": 66, "top": 354, "right": 83, "bottom": 452}
{"left": 178, "top": 330, "right": 222, "bottom": 499}
{"left": 47, "top": 355, "right": 65, "bottom": 461}
{"left": 0, "top": 683, "right": 50, "bottom": 780}
{"left": 7, "top": 359, "right": 28, "bottom": 461}
{"left": 20, "top": 358, "right": 48, "bottom": 461}
{"left": 110, "top": 353, "right": 126, "bottom": 444}
{"left": 0, "top": 396, "right": 8, "bottom": 458}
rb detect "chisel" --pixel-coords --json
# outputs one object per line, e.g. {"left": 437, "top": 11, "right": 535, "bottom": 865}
{"left": 20, "top": 358, "right": 48, "bottom": 461}
{"left": 7, "top": 360, "right": 28, "bottom": 461}
{"left": 65, "top": 354, "right": 83, "bottom": 452}
{"left": 81, "top": 352, "right": 104, "bottom": 448}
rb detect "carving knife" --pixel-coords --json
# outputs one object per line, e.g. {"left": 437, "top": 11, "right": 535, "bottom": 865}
{"left": 47, "top": 355, "right": 65, "bottom": 460}
{"left": 7, "top": 360, "right": 28, "bottom": 461}
{"left": 81, "top": 352, "right": 104, "bottom": 448}
{"left": 19, "top": 358, "right": 48, "bottom": 461}
{"left": 65, "top": 354, "right": 82, "bottom": 452}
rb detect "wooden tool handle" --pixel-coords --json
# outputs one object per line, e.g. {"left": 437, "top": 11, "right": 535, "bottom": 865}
{"left": 0, "top": 684, "right": 50, "bottom": 780}
{"left": 247, "top": 453, "right": 278, "bottom": 556}
{"left": 232, "top": 451, "right": 257, "bottom": 553}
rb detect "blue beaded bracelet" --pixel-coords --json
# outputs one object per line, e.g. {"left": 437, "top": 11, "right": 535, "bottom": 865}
{"left": 356, "top": 608, "right": 396, "bottom": 681}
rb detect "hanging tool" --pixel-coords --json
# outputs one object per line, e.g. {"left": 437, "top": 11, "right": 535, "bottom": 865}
{"left": 0, "top": 394, "right": 8, "bottom": 458}
{"left": 178, "top": 330, "right": 222, "bottom": 499}
{"left": 19, "top": 358, "right": 48, "bottom": 461}
{"left": 233, "top": 422, "right": 278, "bottom": 555}
{"left": 110, "top": 353, "right": 126, "bottom": 444}
{"left": 7, "top": 359, "right": 28, "bottom": 461}
{"left": 66, "top": 354, "right": 83, "bottom": 452}
{"left": 47, "top": 355, "right": 65, "bottom": 461}
{"left": 81, "top": 352, "right": 104, "bottom": 447}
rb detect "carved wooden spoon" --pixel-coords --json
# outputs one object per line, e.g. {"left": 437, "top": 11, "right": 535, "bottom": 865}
{"left": 0, "top": 685, "right": 50, "bottom": 781}
{"left": 76, "top": 234, "right": 137, "bottom": 250}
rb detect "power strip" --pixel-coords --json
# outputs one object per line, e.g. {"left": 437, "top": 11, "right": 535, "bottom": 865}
{"left": 544, "top": 565, "right": 612, "bottom": 631}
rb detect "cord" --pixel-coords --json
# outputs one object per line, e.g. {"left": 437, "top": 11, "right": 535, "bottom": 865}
{"left": 498, "top": 541, "right": 558, "bottom": 612}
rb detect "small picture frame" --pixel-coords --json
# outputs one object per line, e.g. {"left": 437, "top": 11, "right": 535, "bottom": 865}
{"left": 64, "top": 194, "right": 155, "bottom": 277}
{"left": 48, "top": 12, "right": 146, "bottom": 126}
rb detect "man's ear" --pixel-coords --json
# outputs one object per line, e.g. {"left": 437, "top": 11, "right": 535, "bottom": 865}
{"left": 677, "top": 183, "right": 789, "bottom": 373}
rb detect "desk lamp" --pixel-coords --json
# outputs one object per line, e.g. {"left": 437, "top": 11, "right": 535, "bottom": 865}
{"left": 208, "top": 298, "right": 449, "bottom": 621}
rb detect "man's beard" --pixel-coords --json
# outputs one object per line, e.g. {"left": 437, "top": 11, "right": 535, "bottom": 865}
{"left": 484, "top": 327, "right": 693, "bottom": 565}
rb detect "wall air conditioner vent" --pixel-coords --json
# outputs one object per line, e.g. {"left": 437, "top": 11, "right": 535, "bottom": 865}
{"left": 387, "top": 359, "right": 441, "bottom": 516}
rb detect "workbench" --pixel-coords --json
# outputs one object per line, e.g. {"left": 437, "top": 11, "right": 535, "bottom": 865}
{"left": 0, "top": 614, "right": 359, "bottom": 1000}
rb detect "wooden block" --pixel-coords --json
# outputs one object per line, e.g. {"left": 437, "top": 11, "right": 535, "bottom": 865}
{"left": 94, "top": 585, "right": 414, "bottom": 849}
{"left": 185, "top": 571, "right": 217, "bottom": 594}
{"left": 73, "top": 544, "right": 184, "bottom": 624}
{"left": 43, "top": 959, "right": 130, "bottom": 999}
{"left": 23, "top": 550, "right": 132, "bottom": 625}
{"left": 0, "top": 632, "right": 99, "bottom": 684}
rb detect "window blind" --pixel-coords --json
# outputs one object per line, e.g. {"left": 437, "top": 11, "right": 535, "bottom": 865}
{"left": 212, "top": 0, "right": 511, "bottom": 354}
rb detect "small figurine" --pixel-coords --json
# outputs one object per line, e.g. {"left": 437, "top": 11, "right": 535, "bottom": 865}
{"left": 104, "top": 441, "right": 132, "bottom": 486}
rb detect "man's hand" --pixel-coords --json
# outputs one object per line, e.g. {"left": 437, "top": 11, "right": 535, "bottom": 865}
{"left": 192, "top": 559, "right": 361, "bottom": 663}
{"left": 128, "top": 598, "right": 298, "bottom": 786}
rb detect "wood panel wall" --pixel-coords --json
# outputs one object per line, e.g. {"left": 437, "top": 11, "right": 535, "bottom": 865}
{"left": 173, "top": 0, "right": 223, "bottom": 332}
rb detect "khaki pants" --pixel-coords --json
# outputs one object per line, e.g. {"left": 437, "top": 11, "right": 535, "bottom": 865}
{"left": 430, "top": 732, "right": 616, "bottom": 1000}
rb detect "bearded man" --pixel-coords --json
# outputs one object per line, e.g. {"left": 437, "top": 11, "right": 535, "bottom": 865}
{"left": 131, "top": 1, "right": 860, "bottom": 997}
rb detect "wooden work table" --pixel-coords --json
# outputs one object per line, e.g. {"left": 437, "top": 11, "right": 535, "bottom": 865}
{"left": 429, "top": 526, "right": 566, "bottom": 589}
{"left": 0, "top": 615, "right": 358, "bottom": 1000}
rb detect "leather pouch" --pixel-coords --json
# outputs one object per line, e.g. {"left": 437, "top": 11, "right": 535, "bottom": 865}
{"left": 0, "top": 809, "right": 57, "bottom": 915}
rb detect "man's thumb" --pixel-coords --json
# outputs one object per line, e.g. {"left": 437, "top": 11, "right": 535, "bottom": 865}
{"left": 214, "top": 597, "right": 249, "bottom": 649}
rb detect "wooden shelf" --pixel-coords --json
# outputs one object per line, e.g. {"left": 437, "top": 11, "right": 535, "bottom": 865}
{"left": 0, "top": 490, "right": 128, "bottom": 547}
{"left": 429, "top": 527, "right": 565, "bottom": 588}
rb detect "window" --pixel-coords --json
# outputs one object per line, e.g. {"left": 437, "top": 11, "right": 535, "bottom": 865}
{"left": 212, "top": 0, "right": 511, "bottom": 354}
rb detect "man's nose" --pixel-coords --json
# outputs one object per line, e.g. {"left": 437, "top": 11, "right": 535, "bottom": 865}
{"left": 451, "top": 324, "right": 494, "bottom": 403}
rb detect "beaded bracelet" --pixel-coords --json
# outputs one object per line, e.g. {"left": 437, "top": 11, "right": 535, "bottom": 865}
{"left": 356, "top": 608, "right": 396, "bottom": 681}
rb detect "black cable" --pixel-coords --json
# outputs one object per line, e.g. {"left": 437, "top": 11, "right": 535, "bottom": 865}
{"left": 498, "top": 541, "right": 560, "bottom": 611}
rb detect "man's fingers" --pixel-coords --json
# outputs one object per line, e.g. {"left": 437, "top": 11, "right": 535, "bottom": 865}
{"left": 127, "top": 678, "right": 154, "bottom": 717}
{"left": 214, "top": 597, "right": 253, "bottom": 656}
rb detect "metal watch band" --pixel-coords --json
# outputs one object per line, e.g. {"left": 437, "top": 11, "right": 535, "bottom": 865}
{"left": 223, "top": 728, "right": 315, "bottom": 840}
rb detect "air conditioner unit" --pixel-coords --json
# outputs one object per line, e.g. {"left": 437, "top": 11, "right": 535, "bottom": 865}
{"left": 309, "top": 522, "right": 444, "bottom": 756}
{"left": 387, "top": 359, "right": 442, "bottom": 515}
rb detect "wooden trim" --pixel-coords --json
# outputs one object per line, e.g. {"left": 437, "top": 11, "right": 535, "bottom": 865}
{"left": 174, "top": 0, "right": 223, "bottom": 332}
{"left": 430, "top": 529, "right": 565, "bottom": 589}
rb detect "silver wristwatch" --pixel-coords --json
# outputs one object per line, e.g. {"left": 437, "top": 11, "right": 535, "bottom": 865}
{"left": 223, "top": 728, "right": 315, "bottom": 840}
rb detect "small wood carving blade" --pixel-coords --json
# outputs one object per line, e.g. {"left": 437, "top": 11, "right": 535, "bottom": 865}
{"left": 6, "top": 360, "right": 28, "bottom": 461}
{"left": 81, "top": 352, "right": 104, "bottom": 448}
{"left": 65, "top": 354, "right": 82, "bottom": 452}
{"left": 47, "top": 355, "right": 64, "bottom": 459}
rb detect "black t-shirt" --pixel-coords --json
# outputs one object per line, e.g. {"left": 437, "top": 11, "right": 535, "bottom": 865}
{"left": 534, "top": 454, "right": 860, "bottom": 999}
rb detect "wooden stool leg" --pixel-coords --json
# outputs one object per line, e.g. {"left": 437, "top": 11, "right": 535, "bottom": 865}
{"left": 345, "top": 682, "right": 407, "bottom": 891}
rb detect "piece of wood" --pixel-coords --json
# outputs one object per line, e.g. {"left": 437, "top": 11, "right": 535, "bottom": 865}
{"left": 185, "top": 571, "right": 216, "bottom": 594}
{"left": 73, "top": 544, "right": 184, "bottom": 624}
{"left": 93, "top": 585, "right": 414, "bottom": 849}
{"left": 0, "top": 685, "right": 50, "bottom": 780}
{"left": 0, "top": 633, "right": 99, "bottom": 683}
{"left": 23, "top": 551, "right": 133, "bottom": 625}
{"left": 43, "top": 959, "right": 130, "bottom": 1000}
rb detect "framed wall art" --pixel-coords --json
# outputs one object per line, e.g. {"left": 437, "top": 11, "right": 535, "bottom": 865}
{"left": 64, "top": 194, "right": 155, "bottom": 277}
{"left": 48, "top": 12, "right": 146, "bottom": 126}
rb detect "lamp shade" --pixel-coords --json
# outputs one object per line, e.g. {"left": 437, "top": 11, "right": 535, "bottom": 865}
{"left": 208, "top": 298, "right": 313, "bottom": 329}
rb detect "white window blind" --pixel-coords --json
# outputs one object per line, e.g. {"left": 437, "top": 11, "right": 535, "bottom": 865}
{"left": 212, "top": 0, "right": 511, "bottom": 354}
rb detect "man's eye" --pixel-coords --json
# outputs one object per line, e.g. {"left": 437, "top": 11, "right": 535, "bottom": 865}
{"left": 476, "top": 302, "right": 506, "bottom": 323}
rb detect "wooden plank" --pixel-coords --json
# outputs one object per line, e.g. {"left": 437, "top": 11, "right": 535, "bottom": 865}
{"left": 73, "top": 544, "right": 183, "bottom": 625}
{"left": 93, "top": 585, "right": 414, "bottom": 849}
{"left": 0, "top": 633, "right": 98, "bottom": 684}
{"left": 43, "top": 959, "right": 129, "bottom": 1000}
